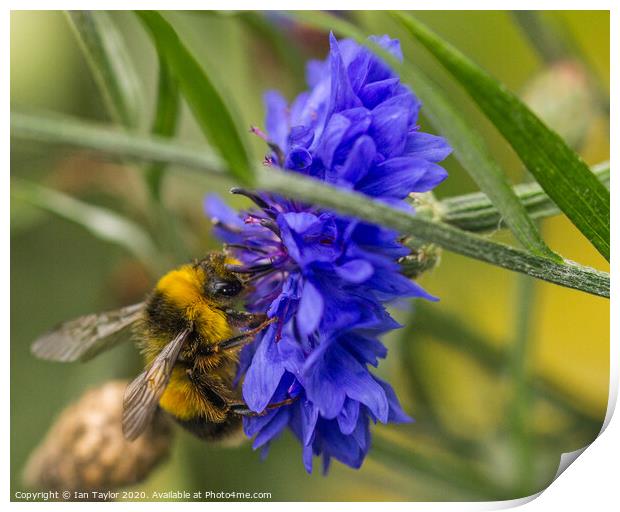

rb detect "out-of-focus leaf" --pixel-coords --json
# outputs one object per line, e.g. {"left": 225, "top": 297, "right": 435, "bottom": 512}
{"left": 136, "top": 11, "right": 254, "bottom": 185}
{"left": 145, "top": 56, "right": 181, "bottom": 201}
{"left": 391, "top": 12, "right": 610, "bottom": 261}
{"left": 10, "top": 110, "right": 225, "bottom": 175}
{"left": 237, "top": 11, "right": 306, "bottom": 89}
{"left": 11, "top": 179, "right": 158, "bottom": 265}
{"left": 67, "top": 11, "right": 143, "bottom": 128}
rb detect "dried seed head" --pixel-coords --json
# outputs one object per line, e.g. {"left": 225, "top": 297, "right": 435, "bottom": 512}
{"left": 23, "top": 380, "right": 173, "bottom": 493}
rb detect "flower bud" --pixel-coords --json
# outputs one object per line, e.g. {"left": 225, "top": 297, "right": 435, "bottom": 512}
{"left": 400, "top": 192, "right": 443, "bottom": 278}
{"left": 522, "top": 60, "right": 597, "bottom": 149}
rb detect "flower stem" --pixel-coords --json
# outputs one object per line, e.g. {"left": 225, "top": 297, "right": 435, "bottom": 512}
{"left": 261, "top": 167, "right": 609, "bottom": 298}
{"left": 507, "top": 273, "right": 536, "bottom": 495}
{"left": 10, "top": 111, "right": 610, "bottom": 298}
{"left": 438, "top": 162, "right": 609, "bottom": 232}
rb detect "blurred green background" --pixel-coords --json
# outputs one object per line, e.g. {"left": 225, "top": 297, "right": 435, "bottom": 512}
{"left": 11, "top": 11, "right": 609, "bottom": 501}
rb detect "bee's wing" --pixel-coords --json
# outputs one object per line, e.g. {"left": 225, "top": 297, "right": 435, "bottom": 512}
{"left": 31, "top": 303, "right": 144, "bottom": 363}
{"left": 122, "top": 328, "right": 190, "bottom": 441}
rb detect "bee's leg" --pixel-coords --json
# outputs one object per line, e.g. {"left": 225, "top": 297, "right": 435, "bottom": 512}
{"left": 215, "top": 317, "right": 276, "bottom": 352}
{"left": 229, "top": 397, "right": 299, "bottom": 417}
{"left": 224, "top": 309, "right": 268, "bottom": 330}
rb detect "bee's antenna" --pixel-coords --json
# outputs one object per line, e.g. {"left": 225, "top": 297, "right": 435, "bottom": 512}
{"left": 226, "top": 262, "right": 276, "bottom": 274}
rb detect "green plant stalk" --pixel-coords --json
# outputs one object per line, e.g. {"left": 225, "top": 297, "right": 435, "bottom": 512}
{"left": 398, "top": 313, "right": 480, "bottom": 459}
{"left": 144, "top": 56, "right": 190, "bottom": 264}
{"left": 10, "top": 111, "right": 609, "bottom": 298}
{"left": 11, "top": 111, "right": 226, "bottom": 175}
{"left": 439, "top": 162, "right": 610, "bottom": 232}
{"left": 68, "top": 10, "right": 185, "bottom": 263}
{"left": 391, "top": 12, "right": 610, "bottom": 261}
{"left": 146, "top": 57, "right": 181, "bottom": 202}
{"left": 507, "top": 273, "right": 536, "bottom": 495}
{"left": 66, "top": 11, "right": 143, "bottom": 128}
{"left": 261, "top": 168, "right": 609, "bottom": 297}
{"left": 511, "top": 11, "right": 570, "bottom": 64}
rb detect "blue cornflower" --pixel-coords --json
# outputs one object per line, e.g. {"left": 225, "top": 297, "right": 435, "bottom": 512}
{"left": 206, "top": 33, "right": 450, "bottom": 473}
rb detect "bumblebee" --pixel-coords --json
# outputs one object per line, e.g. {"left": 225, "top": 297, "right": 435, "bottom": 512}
{"left": 31, "top": 252, "right": 286, "bottom": 443}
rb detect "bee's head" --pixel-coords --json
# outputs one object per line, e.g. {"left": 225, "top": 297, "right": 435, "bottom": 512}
{"left": 196, "top": 253, "right": 244, "bottom": 303}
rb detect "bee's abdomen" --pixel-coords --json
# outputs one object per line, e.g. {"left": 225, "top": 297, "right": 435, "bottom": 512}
{"left": 173, "top": 414, "right": 242, "bottom": 442}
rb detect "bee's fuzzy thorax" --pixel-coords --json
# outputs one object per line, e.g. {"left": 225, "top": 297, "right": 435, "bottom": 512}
{"left": 139, "top": 259, "right": 240, "bottom": 425}
{"left": 149, "top": 264, "right": 233, "bottom": 346}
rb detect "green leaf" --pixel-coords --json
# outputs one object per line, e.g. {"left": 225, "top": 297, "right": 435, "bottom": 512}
{"left": 67, "top": 11, "right": 143, "bottom": 128}
{"left": 136, "top": 11, "right": 254, "bottom": 185}
{"left": 391, "top": 12, "right": 610, "bottom": 261}
{"left": 11, "top": 111, "right": 609, "bottom": 298}
{"left": 288, "top": 11, "right": 557, "bottom": 260}
{"left": 11, "top": 178, "right": 158, "bottom": 265}
{"left": 399, "top": 69, "right": 559, "bottom": 260}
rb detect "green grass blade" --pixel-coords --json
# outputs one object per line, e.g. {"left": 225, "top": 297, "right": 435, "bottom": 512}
{"left": 288, "top": 11, "right": 558, "bottom": 260}
{"left": 11, "top": 179, "right": 158, "bottom": 265}
{"left": 11, "top": 110, "right": 225, "bottom": 175}
{"left": 402, "top": 70, "right": 559, "bottom": 260}
{"left": 67, "top": 11, "right": 143, "bottom": 128}
{"left": 145, "top": 55, "right": 181, "bottom": 201}
{"left": 136, "top": 11, "right": 254, "bottom": 185}
{"left": 391, "top": 12, "right": 610, "bottom": 261}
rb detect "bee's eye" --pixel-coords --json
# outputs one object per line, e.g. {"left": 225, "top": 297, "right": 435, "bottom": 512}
{"left": 211, "top": 279, "right": 242, "bottom": 297}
